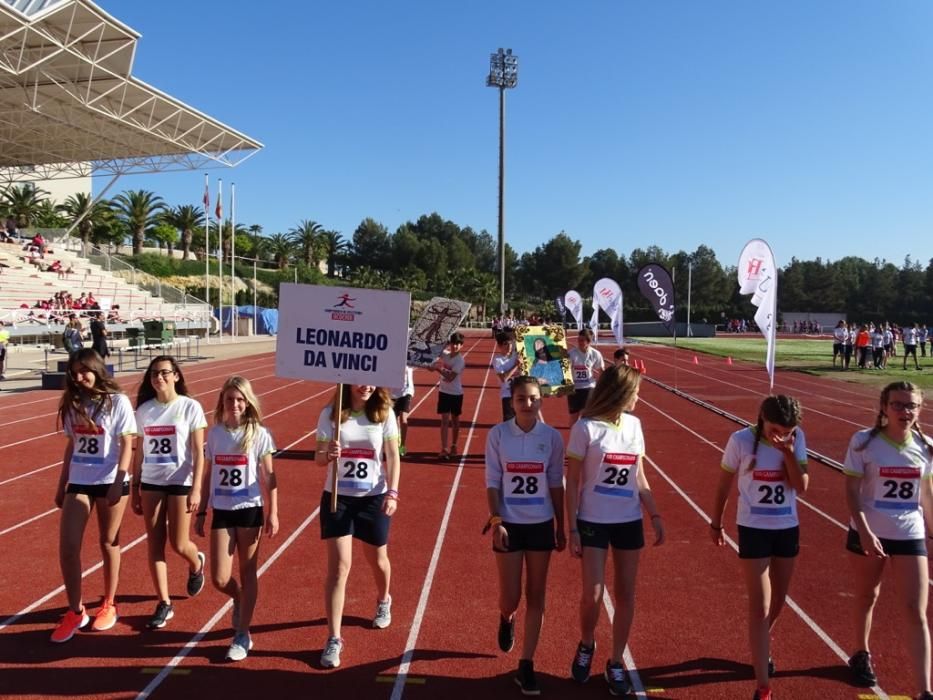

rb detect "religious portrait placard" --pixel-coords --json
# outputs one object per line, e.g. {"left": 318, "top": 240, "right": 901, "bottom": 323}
{"left": 514, "top": 324, "right": 573, "bottom": 397}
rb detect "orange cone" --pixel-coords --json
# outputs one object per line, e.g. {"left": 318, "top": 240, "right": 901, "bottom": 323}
{"left": 693, "top": 355, "right": 699, "bottom": 365}
{"left": 640, "top": 360, "right": 647, "bottom": 374}
{"left": 726, "top": 356, "right": 733, "bottom": 366}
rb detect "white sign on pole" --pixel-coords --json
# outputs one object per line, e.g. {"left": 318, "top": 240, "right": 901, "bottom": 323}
{"left": 275, "top": 283, "right": 411, "bottom": 387}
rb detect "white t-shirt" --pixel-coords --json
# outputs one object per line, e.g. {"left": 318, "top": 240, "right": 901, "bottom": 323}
{"left": 883, "top": 329, "right": 893, "bottom": 346}
{"left": 485, "top": 419, "right": 564, "bottom": 524}
{"left": 64, "top": 394, "right": 137, "bottom": 485}
{"left": 136, "top": 395, "right": 208, "bottom": 486}
{"left": 316, "top": 405, "right": 399, "bottom": 497}
{"left": 833, "top": 327, "right": 848, "bottom": 343}
{"left": 721, "top": 426, "right": 808, "bottom": 530}
{"left": 903, "top": 327, "right": 918, "bottom": 346}
{"left": 871, "top": 331, "right": 884, "bottom": 350}
{"left": 492, "top": 352, "right": 518, "bottom": 398}
{"left": 568, "top": 346, "right": 605, "bottom": 389}
{"left": 390, "top": 367, "right": 415, "bottom": 400}
{"left": 568, "top": 415, "right": 645, "bottom": 524}
{"left": 438, "top": 352, "right": 465, "bottom": 395}
{"left": 206, "top": 424, "right": 275, "bottom": 511}
{"left": 844, "top": 429, "right": 933, "bottom": 540}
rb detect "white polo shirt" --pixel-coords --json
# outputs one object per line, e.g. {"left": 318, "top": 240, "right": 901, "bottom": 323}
{"left": 438, "top": 352, "right": 466, "bottom": 396}
{"left": 492, "top": 352, "right": 518, "bottom": 399}
{"left": 568, "top": 346, "right": 604, "bottom": 390}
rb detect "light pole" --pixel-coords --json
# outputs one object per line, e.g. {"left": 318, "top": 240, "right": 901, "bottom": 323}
{"left": 486, "top": 47, "right": 518, "bottom": 316}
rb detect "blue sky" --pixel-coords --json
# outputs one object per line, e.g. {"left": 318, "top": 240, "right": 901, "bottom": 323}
{"left": 99, "top": 1, "right": 933, "bottom": 270}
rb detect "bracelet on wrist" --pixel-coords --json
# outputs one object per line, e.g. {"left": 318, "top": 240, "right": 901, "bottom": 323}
{"left": 710, "top": 523, "right": 723, "bottom": 531}
{"left": 482, "top": 515, "right": 503, "bottom": 535}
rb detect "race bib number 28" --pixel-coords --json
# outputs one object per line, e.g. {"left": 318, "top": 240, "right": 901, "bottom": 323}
{"left": 595, "top": 453, "right": 637, "bottom": 498}
{"left": 505, "top": 462, "right": 545, "bottom": 506}
{"left": 214, "top": 454, "right": 248, "bottom": 496}
{"left": 750, "top": 469, "right": 791, "bottom": 516}
{"left": 874, "top": 466, "right": 920, "bottom": 510}
{"left": 338, "top": 448, "right": 377, "bottom": 490}
{"left": 144, "top": 425, "right": 178, "bottom": 465}
{"left": 72, "top": 426, "right": 105, "bottom": 466}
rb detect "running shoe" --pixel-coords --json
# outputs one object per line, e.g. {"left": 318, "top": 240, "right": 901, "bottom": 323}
{"left": 373, "top": 595, "right": 392, "bottom": 629}
{"left": 91, "top": 598, "right": 118, "bottom": 631}
{"left": 321, "top": 636, "right": 344, "bottom": 668}
{"left": 147, "top": 601, "right": 174, "bottom": 630}
{"left": 50, "top": 607, "right": 89, "bottom": 643}
{"left": 570, "top": 641, "right": 595, "bottom": 683}
{"left": 514, "top": 659, "right": 541, "bottom": 696}
{"left": 226, "top": 632, "right": 253, "bottom": 662}
{"left": 498, "top": 614, "right": 515, "bottom": 653}
{"left": 753, "top": 687, "right": 772, "bottom": 700}
{"left": 399, "top": 444, "right": 407, "bottom": 457}
{"left": 605, "top": 660, "right": 632, "bottom": 697}
{"left": 187, "top": 551, "right": 206, "bottom": 597}
{"left": 848, "top": 650, "right": 877, "bottom": 686}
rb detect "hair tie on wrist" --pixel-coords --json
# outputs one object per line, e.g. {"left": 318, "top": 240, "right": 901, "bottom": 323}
{"left": 482, "top": 515, "right": 503, "bottom": 535}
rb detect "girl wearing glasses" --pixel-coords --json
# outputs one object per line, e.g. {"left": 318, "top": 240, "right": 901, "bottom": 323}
{"left": 51, "top": 349, "right": 137, "bottom": 643}
{"left": 843, "top": 382, "right": 933, "bottom": 699}
{"left": 131, "top": 356, "right": 208, "bottom": 631}
{"left": 710, "top": 395, "right": 808, "bottom": 700}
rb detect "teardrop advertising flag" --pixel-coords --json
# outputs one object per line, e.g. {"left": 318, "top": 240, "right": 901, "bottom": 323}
{"left": 737, "top": 239, "right": 778, "bottom": 388}
{"left": 564, "top": 289, "right": 583, "bottom": 330}
{"left": 637, "top": 264, "right": 675, "bottom": 332}
{"left": 594, "top": 278, "right": 624, "bottom": 346}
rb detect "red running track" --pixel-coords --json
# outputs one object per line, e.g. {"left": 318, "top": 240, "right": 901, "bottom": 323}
{"left": 0, "top": 337, "right": 926, "bottom": 699}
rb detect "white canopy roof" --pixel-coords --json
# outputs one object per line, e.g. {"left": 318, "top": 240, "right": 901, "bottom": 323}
{"left": 0, "top": 0, "right": 262, "bottom": 182}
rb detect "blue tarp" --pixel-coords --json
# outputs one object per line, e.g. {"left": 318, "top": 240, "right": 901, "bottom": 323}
{"left": 213, "top": 306, "right": 278, "bottom": 335}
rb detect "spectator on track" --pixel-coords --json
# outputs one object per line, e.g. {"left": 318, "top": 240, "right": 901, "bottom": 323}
{"left": 856, "top": 325, "right": 871, "bottom": 369}
{"left": 710, "top": 395, "right": 809, "bottom": 700}
{"left": 195, "top": 375, "right": 278, "bottom": 662}
{"left": 843, "top": 381, "right": 933, "bottom": 698}
{"left": 567, "top": 328, "right": 605, "bottom": 427}
{"left": 315, "top": 384, "right": 400, "bottom": 669}
{"left": 132, "top": 355, "right": 208, "bottom": 631}
{"left": 613, "top": 347, "right": 631, "bottom": 367}
{"left": 430, "top": 332, "right": 465, "bottom": 460}
{"left": 565, "top": 365, "right": 665, "bottom": 696}
{"left": 903, "top": 323, "right": 921, "bottom": 370}
{"left": 832, "top": 321, "right": 847, "bottom": 369}
{"left": 52, "top": 348, "right": 137, "bottom": 643}
{"left": 492, "top": 331, "right": 519, "bottom": 422}
{"left": 484, "top": 375, "right": 566, "bottom": 694}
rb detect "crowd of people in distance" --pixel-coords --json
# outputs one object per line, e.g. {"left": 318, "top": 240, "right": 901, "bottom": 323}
{"left": 45, "top": 329, "right": 933, "bottom": 700}
{"left": 831, "top": 320, "right": 929, "bottom": 370}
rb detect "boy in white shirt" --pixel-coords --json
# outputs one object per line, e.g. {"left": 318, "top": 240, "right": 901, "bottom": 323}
{"left": 492, "top": 331, "right": 518, "bottom": 421}
{"left": 431, "top": 332, "right": 465, "bottom": 460}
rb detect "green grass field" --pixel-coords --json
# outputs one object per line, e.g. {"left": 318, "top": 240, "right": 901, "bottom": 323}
{"left": 634, "top": 336, "right": 933, "bottom": 391}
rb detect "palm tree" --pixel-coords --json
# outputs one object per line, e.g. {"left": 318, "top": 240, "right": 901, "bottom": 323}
{"left": 263, "top": 233, "right": 294, "bottom": 270}
{"left": 1, "top": 183, "right": 48, "bottom": 229}
{"left": 59, "top": 192, "right": 113, "bottom": 248}
{"left": 163, "top": 205, "right": 204, "bottom": 261}
{"left": 110, "top": 190, "right": 166, "bottom": 256}
{"left": 248, "top": 224, "right": 263, "bottom": 260}
{"left": 288, "top": 219, "right": 325, "bottom": 267}
{"left": 321, "top": 230, "right": 348, "bottom": 278}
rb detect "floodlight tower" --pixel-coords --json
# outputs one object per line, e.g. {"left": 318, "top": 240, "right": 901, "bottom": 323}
{"left": 486, "top": 47, "right": 518, "bottom": 316}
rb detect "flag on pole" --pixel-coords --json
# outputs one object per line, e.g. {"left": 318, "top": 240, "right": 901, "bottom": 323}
{"left": 202, "top": 180, "right": 210, "bottom": 213}
{"left": 589, "top": 298, "right": 600, "bottom": 345}
{"left": 564, "top": 290, "right": 583, "bottom": 330}
{"left": 737, "top": 238, "right": 778, "bottom": 389}
{"left": 215, "top": 190, "right": 223, "bottom": 221}
{"left": 594, "top": 278, "right": 624, "bottom": 346}
{"left": 636, "top": 263, "right": 675, "bottom": 333}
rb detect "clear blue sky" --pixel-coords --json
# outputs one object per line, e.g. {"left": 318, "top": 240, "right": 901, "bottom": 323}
{"left": 99, "top": 0, "right": 933, "bottom": 269}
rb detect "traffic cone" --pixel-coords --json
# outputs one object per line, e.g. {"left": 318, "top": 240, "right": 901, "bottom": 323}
{"left": 640, "top": 359, "right": 647, "bottom": 374}
{"left": 726, "top": 356, "right": 733, "bottom": 366}
{"left": 693, "top": 355, "right": 699, "bottom": 365}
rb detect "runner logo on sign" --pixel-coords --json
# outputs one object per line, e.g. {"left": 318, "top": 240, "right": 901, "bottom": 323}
{"left": 505, "top": 462, "right": 545, "bottom": 506}
{"left": 750, "top": 469, "right": 791, "bottom": 516}
{"left": 595, "top": 453, "right": 637, "bottom": 497}
{"left": 338, "top": 447, "right": 378, "bottom": 490}
{"left": 875, "top": 466, "right": 921, "bottom": 510}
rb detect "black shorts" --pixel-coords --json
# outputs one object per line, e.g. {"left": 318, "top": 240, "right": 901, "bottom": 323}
{"left": 567, "top": 389, "right": 591, "bottom": 414}
{"left": 846, "top": 527, "right": 927, "bottom": 557}
{"left": 320, "top": 491, "right": 391, "bottom": 546}
{"left": 501, "top": 397, "right": 515, "bottom": 422}
{"left": 67, "top": 481, "right": 130, "bottom": 498}
{"left": 832, "top": 343, "right": 844, "bottom": 357}
{"left": 437, "top": 392, "right": 463, "bottom": 416}
{"left": 738, "top": 525, "right": 799, "bottom": 559}
{"left": 140, "top": 482, "right": 192, "bottom": 496}
{"left": 577, "top": 518, "right": 644, "bottom": 551}
{"left": 493, "top": 520, "right": 555, "bottom": 553}
{"left": 905, "top": 345, "right": 918, "bottom": 357}
{"left": 393, "top": 395, "right": 412, "bottom": 416}
{"left": 212, "top": 506, "right": 264, "bottom": 530}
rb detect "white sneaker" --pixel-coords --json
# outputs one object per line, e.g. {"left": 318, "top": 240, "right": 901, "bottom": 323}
{"left": 321, "top": 636, "right": 343, "bottom": 668}
{"left": 226, "top": 632, "right": 253, "bottom": 662}
{"left": 373, "top": 595, "right": 392, "bottom": 629}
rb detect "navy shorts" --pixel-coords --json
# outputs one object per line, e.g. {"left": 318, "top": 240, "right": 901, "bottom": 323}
{"left": 320, "top": 491, "right": 391, "bottom": 546}
{"left": 567, "top": 389, "right": 591, "bottom": 414}
{"left": 393, "top": 395, "right": 412, "bottom": 416}
{"left": 832, "top": 343, "right": 843, "bottom": 357}
{"left": 67, "top": 481, "right": 129, "bottom": 498}
{"left": 846, "top": 527, "right": 927, "bottom": 557}
{"left": 493, "top": 520, "right": 555, "bottom": 553}
{"left": 212, "top": 506, "right": 264, "bottom": 530}
{"left": 577, "top": 518, "right": 644, "bottom": 550}
{"left": 738, "top": 525, "right": 799, "bottom": 559}
{"left": 437, "top": 392, "right": 463, "bottom": 416}
{"left": 140, "top": 482, "right": 192, "bottom": 496}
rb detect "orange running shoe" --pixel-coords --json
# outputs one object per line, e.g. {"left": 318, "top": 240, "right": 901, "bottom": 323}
{"left": 51, "top": 607, "right": 89, "bottom": 643}
{"left": 91, "top": 598, "right": 118, "bottom": 631}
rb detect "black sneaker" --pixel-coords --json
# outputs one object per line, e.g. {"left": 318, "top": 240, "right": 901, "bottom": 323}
{"left": 147, "top": 600, "right": 174, "bottom": 629}
{"left": 514, "top": 659, "right": 541, "bottom": 696}
{"left": 498, "top": 614, "right": 515, "bottom": 653}
{"left": 847, "top": 650, "right": 876, "bottom": 686}
{"left": 768, "top": 656, "right": 775, "bottom": 677}
{"left": 917, "top": 692, "right": 933, "bottom": 700}
{"left": 570, "top": 641, "right": 595, "bottom": 683}
{"left": 604, "top": 660, "right": 632, "bottom": 697}
{"left": 187, "top": 552, "right": 206, "bottom": 597}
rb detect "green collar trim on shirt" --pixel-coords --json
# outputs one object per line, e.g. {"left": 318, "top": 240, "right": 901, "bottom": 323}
{"left": 879, "top": 431, "right": 912, "bottom": 450}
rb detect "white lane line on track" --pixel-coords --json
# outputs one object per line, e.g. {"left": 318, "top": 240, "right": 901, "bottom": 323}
{"left": 0, "top": 507, "right": 56, "bottom": 536}
{"left": 135, "top": 339, "right": 484, "bottom": 699}
{"left": 0, "top": 460, "right": 59, "bottom": 486}
{"left": 640, "top": 398, "right": 891, "bottom": 700}
{"left": 391, "top": 348, "right": 493, "bottom": 700}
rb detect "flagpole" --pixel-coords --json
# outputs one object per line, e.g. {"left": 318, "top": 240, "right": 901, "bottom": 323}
{"left": 203, "top": 173, "right": 210, "bottom": 312}
{"left": 217, "top": 178, "right": 223, "bottom": 340}
{"left": 253, "top": 258, "right": 257, "bottom": 336}
{"left": 231, "top": 182, "right": 236, "bottom": 338}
